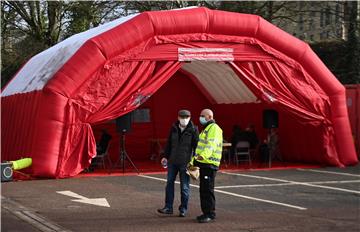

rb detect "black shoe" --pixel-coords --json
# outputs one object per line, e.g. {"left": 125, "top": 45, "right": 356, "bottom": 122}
{"left": 197, "top": 214, "right": 215, "bottom": 220}
{"left": 197, "top": 216, "right": 214, "bottom": 223}
{"left": 157, "top": 207, "right": 173, "bottom": 214}
{"left": 179, "top": 212, "right": 186, "bottom": 217}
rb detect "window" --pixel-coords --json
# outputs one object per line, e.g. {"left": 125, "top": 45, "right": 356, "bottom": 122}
{"left": 336, "top": 28, "right": 342, "bottom": 37}
{"left": 320, "top": 11, "right": 325, "bottom": 27}
{"left": 133, "top": 108, "right": 151, "bottom": 123}
{"left": 309, "top": 18, "right": 314, "bottom": 30}
{"left": 335, "top": 4, "right": 340, "bottom": 22}
{"left": 320, "top": 32, "right": 325, "bottom": 40}
{"left": 299, "top": 15, "right": 304, "bottom": 31}
{"left": 325, "top": 8, "right": 331, "bottom": 25}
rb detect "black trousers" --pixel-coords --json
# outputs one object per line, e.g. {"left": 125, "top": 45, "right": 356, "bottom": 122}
{"left": 259, "top": 143, "right": 270, "bottom": 162}
{"left": 199, "top": 167, "right": 217, "bottom": 217}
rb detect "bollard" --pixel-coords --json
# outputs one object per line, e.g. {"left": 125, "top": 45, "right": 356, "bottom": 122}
{"left": 10, "top": 158, "right": 32, "bottom": 170}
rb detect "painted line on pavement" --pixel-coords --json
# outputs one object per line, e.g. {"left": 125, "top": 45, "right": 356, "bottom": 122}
{"left": 2, "top": 197, "right": 71, "bottom": 232}
{"left": 215, "top": 179, "right": 360, "bottom": 189}
{"left": 310, "top": 180, "right": 360, "bottom": 184}
{"left": 139, "top": 174, "right": 307, "bottom": 210}
{"left": 221, "top": 171, "right": 360, "bottom": 195}
{"left": 216, "top": 183, "right": 297, "bottom": 189}
{"left": 297, "top": 168, "right": 360, "bottom": 177}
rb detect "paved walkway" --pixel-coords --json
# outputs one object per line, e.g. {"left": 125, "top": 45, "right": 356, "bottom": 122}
{"left": 2, "top": 165, "right": 359, "bottom": 231}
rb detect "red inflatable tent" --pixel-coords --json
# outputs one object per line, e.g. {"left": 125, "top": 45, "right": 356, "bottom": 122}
{"left": 345, "top": 85, "right": 360, "bottom": 155}
{"left": 1, "top": 7, "right": 357, "bottom": 178}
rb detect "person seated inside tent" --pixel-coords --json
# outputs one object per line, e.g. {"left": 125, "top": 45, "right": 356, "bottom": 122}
{"left": 89, "top": 129, "right": 112, "bottom": 171}
{"left": 244, "top": 123, "right": 259, "bottom": 150}
{"left": 96, "top": 129, "right": 112, "bottom": 155}
{"left": 259, "top": 128, "right": 281, "bottom": 163}
{"left": 230, "top": 124, "right": 259, "bottom": 162}
{"left": 230, "top": 125, "right": 247, "bottom": 161}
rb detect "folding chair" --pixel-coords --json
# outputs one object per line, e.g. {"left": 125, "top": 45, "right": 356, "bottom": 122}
{"left": 92, "top": 142, "right": 112, "bottom": 173}
{"left": 234, "top": 141, "right": 251, "bottom": 166}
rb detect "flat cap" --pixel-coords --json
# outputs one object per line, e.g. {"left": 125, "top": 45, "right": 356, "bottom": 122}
{"left": 178, "top": 109, "right": 191, "bottom": 117}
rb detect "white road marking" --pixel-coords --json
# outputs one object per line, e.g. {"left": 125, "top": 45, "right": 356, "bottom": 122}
{"left": 215, "top": 180, "right": 360, "bottom": 189}
{"left": 297, "top": 168, "right": 360, "bottom": 177}
{"left": 2, "top": 197, "right": 71, "bottom": 232}
{"left": 216, "top": 183, "right": 298, "bottom": 189}
{"left": 214, "top": 189, "right": 306, "bottom": 210}
{"left": 56, "top": 190, "right": 110, "bottom": 207}
{"left": 221, "top": 171, "right": 360, "bottom": 195}
{"left": 310, "top": 180, "right": 360, "bottom": 184}
{"left": 138, "top": 175, "right": 167, "bottom": 183}
{"left": 139, "top": 174, "right": 307, "bottom": 210}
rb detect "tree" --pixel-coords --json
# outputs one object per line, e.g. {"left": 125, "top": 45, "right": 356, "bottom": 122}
{"left": 1, "top": 1, "right": 65, "bottom": 86}
{"left": 2, "top": 1, "right": 359, "bottom": 87}
{"left": 342, "top": 1, "right": 359, "bottom": 84}
{"left": 63, "top": 1, "right": 126, "bottom": 39}
{"left": 4, "top": 0, "right": 65, "bottom": 47}
{"left": 1, "top": 0, "right": 126, "bottom": 86}
{"left": 308, "top": 1, "right": 359, "bottom": 84}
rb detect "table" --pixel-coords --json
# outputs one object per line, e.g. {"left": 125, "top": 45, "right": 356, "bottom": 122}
{"left": 222, "top": 142, "right": 232, "bottom": 166}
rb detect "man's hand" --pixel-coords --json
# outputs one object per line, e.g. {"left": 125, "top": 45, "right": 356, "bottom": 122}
{"left": 196, "top": 155, "right": 204, "bottom": 161}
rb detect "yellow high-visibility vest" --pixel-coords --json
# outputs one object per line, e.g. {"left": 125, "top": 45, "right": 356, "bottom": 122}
{"left": 193, "top": 123, "right": 223, "bottom": 167}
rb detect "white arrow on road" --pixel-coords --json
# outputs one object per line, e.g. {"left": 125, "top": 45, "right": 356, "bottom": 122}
{"left": 56, "top": 190, "right": 110, "bottom": 207}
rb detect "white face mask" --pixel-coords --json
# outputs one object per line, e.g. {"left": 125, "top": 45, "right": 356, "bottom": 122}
{"left": 179, "top": 118, "right": 190, "bottom": 127}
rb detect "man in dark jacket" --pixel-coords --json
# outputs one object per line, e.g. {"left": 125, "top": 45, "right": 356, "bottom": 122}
{"left": 157, "top": 109, "right": 199, "bottom": 217}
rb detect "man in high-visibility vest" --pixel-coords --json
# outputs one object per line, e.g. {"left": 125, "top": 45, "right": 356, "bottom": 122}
{"left": 192, "top": 109, "right": 223, "bottom": 223}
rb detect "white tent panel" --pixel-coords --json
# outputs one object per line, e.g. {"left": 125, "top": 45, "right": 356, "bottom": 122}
{"left": 2, "top": 7, "right": 201, "bottom": 97}
{"left": 2, "top": 14, "right": 139, "bottom": 97}
{"left": 182, "top": 61, "right": 258, "bottom": 104}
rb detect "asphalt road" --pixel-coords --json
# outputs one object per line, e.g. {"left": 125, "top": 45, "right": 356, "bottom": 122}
{"left": 1, "top": 165, "right": 360, "bottom": 232}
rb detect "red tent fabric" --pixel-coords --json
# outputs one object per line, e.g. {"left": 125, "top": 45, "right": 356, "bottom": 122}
{"left": 1, "top": 7, "right": 357, "bottom": 178}
{"left": 345, "top": 85, "right": 360, "bottom": 155}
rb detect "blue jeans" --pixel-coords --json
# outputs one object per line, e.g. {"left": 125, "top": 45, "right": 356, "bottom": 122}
{"left": 165, "top": 163, "right": 190, "bottom": 213}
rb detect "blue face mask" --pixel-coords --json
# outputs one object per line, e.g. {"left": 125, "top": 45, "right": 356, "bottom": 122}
{"left": 199, "top": 116, "right": 207, "bottom": 125}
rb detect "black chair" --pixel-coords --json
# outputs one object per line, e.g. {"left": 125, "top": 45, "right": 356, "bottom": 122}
{"left": 92, "top": 142, "right": 112, "bottom": 173}
{"left": 234, "top": 141, "right": 251, "bottom": 166}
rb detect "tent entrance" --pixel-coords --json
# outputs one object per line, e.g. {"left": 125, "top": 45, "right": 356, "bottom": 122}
{"left": 50, "top": 49, "right": 350, "bottom": 176}
{"left": 89, "top": 59, "right": 332, "bottom": 174}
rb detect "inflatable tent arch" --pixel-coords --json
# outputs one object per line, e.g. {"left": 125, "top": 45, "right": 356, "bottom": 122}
{"left": 1, "top": 7, "right": 357, "bottom": 178}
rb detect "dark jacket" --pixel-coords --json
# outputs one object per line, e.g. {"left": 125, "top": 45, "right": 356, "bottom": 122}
{"left": 231, "top": 130, "right": 258, "bottom": 150}
{"left": 164, "top": 121, "right": 199, "bottom": 165}
{"left": 246, "top": 131, "right": 259, "bottom": 149}
{"left": 97, "top": 132, "right": 112, "bottom": 154}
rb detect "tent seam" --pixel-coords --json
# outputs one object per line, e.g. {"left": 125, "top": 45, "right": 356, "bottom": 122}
{"left": 254, "top": 16, "right": 260, "bottom": 37}
{"left": 144, "top": 11, "right": 156, "bottom": 36}
{"left": 204, "top": 7, "right": 210, "bottom": 34}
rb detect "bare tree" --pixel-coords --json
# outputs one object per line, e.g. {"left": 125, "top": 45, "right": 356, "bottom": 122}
{"left": 342, "top": 1, "right": 359, "bottom": 83}
{"left": 4, "top": 0, "right": 65, "bottom": 47}
{"left": 2, "top": 1, "right": 359, "bottom": 86}
{"left": 1, "top": 0, "right": 126, "bottom": 85}
{"left": 63, "top": 1, "right": 126, "bottom": 39}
